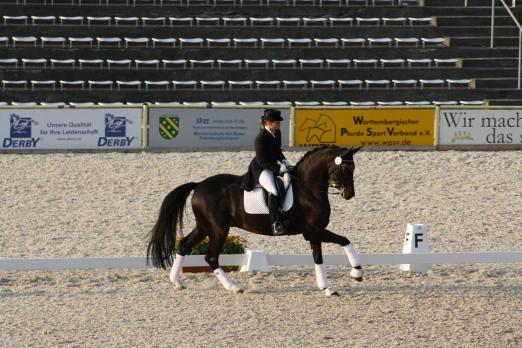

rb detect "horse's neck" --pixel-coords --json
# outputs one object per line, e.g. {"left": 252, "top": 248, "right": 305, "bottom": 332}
{"left": 295, "top": 152, "right": 333, "bottom": 190}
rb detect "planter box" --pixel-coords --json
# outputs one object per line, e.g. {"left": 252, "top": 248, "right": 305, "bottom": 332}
{"left": 182, "top": 265, "right": 239, "bottom": 273}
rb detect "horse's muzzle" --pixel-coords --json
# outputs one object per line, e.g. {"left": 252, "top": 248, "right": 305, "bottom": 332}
{"left": 341, "top": 187, "right": 355, "bottom": 200}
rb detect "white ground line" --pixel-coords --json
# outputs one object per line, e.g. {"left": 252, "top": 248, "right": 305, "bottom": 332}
{"left": 0, "top": 252, "right": 521, "bottom": 271}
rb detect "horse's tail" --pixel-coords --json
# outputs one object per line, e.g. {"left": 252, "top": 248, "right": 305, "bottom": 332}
{"left": 147, "top": 182, "right": 198, "bottom": 269}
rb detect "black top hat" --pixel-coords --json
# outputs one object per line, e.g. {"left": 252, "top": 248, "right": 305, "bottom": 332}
{"left": 262, "top": 109, "right": 283, "bottom": 122}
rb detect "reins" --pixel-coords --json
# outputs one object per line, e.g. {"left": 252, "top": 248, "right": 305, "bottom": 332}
{"left": 287, "top": 167, "right": 350, "bottom": 195}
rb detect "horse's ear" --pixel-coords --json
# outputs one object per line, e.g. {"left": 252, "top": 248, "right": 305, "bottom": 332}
{"left": 344, "top": 146, "right": 362, "bottom": 157}
{"left": 350, "top": 146, "right": 362, "bottom": 155}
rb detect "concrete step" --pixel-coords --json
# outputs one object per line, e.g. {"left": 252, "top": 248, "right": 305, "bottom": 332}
{"left": 2, "top": 87, "right": 521, "bottom": 103}
{"left": 462, "top": 57, "right": 519, "bottom": 67}
{"left": 4, "top": 3, "right": 522, "bottom": 17}
{"left": 2, "top": 66, "right": 517, "bottom": 80}
{"left": 0, "top": 46, "right": 518, "bottom": 60}
{"left": 1, "top": 23, "right": 517, "bottom": 37}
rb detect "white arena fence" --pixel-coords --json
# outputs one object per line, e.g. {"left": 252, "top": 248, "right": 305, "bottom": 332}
{"left": 1, "top": 251, "right": 522, "bottom": 271}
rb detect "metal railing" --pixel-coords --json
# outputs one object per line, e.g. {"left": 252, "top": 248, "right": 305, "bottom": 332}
{"left": 489, "top": 0, "right": 522, "bottom": 88}
{"left": 464, "top": 0, "right": 516, "bottom": 7}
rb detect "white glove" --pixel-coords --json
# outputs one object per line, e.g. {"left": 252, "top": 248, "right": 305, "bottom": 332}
{"left": 280, "top": 159, "right": 293, "bottom": 173}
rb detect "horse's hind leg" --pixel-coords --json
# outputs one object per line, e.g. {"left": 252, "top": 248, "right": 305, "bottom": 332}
{"left": 205, "top": 231, "right": 243, "bottom": 293}
{"left": 319, "top": 228, "right": 364, "bottom": 282}
{"left": 310, "top": 242, "right": 339, "bottom": 297}
{"left": 169, "top": 227, "right": 206, "bottom": 288}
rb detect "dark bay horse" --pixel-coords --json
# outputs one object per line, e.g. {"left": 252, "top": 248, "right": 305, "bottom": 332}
{"left": 147, "top": 146, "right": 363, "bottom": 296}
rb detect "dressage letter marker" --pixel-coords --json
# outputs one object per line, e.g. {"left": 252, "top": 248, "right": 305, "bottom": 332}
{"left": 400, "top": 223, "right": 432, "bottom": 272}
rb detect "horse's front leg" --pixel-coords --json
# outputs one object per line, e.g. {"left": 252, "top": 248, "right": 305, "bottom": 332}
{"left": 310, "top": 242, "right": 339, "bottom": 297}
{"left": 205, "top": 233, "right": 243, "bottom": 293}
{"left": 318, "top": 229, "right": 364, "bottom": 282}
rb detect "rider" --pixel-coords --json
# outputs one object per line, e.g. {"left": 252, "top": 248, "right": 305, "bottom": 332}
{"left": 241, "top": 109, "right": 292, "bottom": 236}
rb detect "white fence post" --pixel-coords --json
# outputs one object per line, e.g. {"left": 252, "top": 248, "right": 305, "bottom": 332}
{"left": 400, "top": 224, "right": 432, "bottom": 272}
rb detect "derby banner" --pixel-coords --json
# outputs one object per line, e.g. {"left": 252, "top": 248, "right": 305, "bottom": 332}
{"left": 293, "top": 108, "right": 436, "bottom": 147}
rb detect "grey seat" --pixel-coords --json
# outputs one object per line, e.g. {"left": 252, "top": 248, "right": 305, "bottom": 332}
{"left": 200, "top": 80, "right": 226, "bottom": 90}
{"left": 350, "top": 101, "right": 376, "bottom": 106}
{"left": 2, "top": 80, "right": 28, "bottom": 89}
{"left": 152, "top": 38, "right": 176, "bottom": 47}
{"left": 116, "top": 80, "right": 142, "bottom": 90}
{"left": 31, "top": 80, "right": 56, "bottom": 91}
{"left": 88, "top": 80, "right": 113, "bottom": 90}
{"left": 282, "top": 80, "right": 308, "bottom": 89}
{"left": 338, "top": 80, "right": 363, "bottom": 89}
{"left": 228, "top": 80, "right": 253, "bottom": 90}
{"left": 172, "top": 80, "right": 197, "bottom": 89}
{"left": 79, "top": 59, "right": 103, "bottom": 69}
{"left": 59, "top": 80, "right": 85, "bottom": 89}
{"left": 144, "top": 80, "right": 169, "bottom": 90}
{"left": 96, "top": 37, "right": 121, "bottom": 48}
{"left": 310, "top": 80, "right": 335, "bottom": 90}
{"left": 59, "top": 16, "right": 84, "bottom": 25}
{"left": 217, "top": 59, "right": 242, "bottom": 69}
{"left": 124, "top": 37, "right": 149, "bottom": 48}
{"left": 115, "top": 16, "right": 139, "bottom": 25}
{"left": 419, "top": 79, "right": 445, "bottom": 88}
{"left": 12, "top": 36, "right": 38, "bottom": 48}
{"left": 326, "top": 59, "right": 351, "bottom": 68}
{"left": 255, "top": 80, "right": 281, "bottom": 89}
{"left": 107, "top": 59, "right": 132, "bottom": 69}
{"left": 31, "top": 16, "right": 56, "bottom": 25}
{"left": 4, "top": 16, "right": 28, "bottom": 25}
{"left": 22, "top": 58, "right": 47, "bottom": 68}
{"left": 0, "top": 59, "right": 19, "bottom": 68}
{"left": 272, "top": 59, "right": 297, "bottom": 69}
{"left": 135, "top": 59, "right": 160, "bottom": 69}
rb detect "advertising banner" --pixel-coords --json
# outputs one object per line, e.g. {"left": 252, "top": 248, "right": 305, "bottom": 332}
{"left": 0, "top": 108, "right": 143, "bottom": 150}
{"left": 294, "top": 108, "right": 436, "bottom": 147}
{"left": 438, "top": 108, "right": 522, "bottom": 145}
{"left": 148, "top": 108, "right": 290, "bottom": 149}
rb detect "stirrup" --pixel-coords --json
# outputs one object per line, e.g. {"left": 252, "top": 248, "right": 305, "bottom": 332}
{"left": 272, "top": 221, "right": 286, "bottom": 236}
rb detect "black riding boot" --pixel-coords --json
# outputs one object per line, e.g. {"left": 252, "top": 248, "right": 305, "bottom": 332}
{"left": 268, "top": 193, "right": 286, "bottom": 236}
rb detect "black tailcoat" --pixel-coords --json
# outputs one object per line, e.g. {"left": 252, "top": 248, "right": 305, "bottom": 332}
{"left": 241, "top": 128, "right": 286, "bottom": 191}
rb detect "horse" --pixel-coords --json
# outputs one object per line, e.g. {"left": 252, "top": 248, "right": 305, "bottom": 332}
{"left": 147, "top": 146, "right": 363, "bottom": 296}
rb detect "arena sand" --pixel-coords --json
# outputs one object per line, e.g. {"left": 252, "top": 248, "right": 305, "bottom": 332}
{"left": 0, "top": 150, "right": 521, "bottom": 347}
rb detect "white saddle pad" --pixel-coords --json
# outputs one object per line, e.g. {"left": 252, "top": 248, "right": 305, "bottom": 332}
{"left": 243, "top": 182, "right": 293, "bottom": 214}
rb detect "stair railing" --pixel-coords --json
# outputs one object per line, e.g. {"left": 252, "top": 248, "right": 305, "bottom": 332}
{"left": 489, "top": 0, "right": 521, "bottom": 88}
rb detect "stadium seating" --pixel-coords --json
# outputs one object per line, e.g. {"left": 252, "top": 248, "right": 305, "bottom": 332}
{"left": 0, "top": 0, "right": 519, "bottom": 105}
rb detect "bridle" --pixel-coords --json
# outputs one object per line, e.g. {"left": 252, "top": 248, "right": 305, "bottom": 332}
{"left": 327, "top": 156, "right": 354, "bottom": 192}
{"left": 288, "top": 154, "right": 354, "bottom": 195}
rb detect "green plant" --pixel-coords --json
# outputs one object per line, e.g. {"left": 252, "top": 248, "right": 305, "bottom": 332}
{"left": 175, "top": 234, "right": 248, "bottom": 255}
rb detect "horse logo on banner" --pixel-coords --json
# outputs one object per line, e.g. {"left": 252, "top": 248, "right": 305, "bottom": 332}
{"left": 159, "top": 116, "right": 179, "bottom": 140}
{"left": 105, "top": 113, "right": 132, "bottom": 137}
{"left": 298, "top": 113, "right": 336, "bottom": 143}
{"left": 10, "top": 114, "right": 38, "bottom": 138}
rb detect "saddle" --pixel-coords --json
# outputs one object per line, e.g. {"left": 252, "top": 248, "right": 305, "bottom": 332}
{"left": 243, "top": 176, "right": 293, "bottom": 215}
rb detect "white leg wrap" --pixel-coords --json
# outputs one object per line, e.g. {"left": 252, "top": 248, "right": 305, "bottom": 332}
{"left": 169, "top": 254, "right": 184, "bottom": 282}
{"left": 314, "top": 264, "right": 329, "bottom": 290}
{"left": 344, "top": 243, "right": 361, "bottom": 268}
{"left": 213, "top": 268, "right": 238, "bottom": 291}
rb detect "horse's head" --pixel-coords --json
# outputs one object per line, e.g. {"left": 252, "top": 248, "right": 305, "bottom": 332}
{"left": 328, "top": 147, "right": 361, "bottom": 200}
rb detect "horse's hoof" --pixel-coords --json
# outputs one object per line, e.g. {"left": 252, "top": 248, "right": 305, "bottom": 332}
{"left": 324, "top": 288, "right": 340, "bottom": 297}
{"left": 173, "top": 280, "right": 185, "bottom": 290}
{"left": 350, "top": 268, "right": 364, "bottom": 282}
{"left": 232, "top": 287, "right": 244, "bottom": 294}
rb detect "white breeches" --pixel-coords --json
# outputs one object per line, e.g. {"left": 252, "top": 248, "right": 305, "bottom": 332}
{"left": 259, "top": 169, "right": 278, "bottom": 196}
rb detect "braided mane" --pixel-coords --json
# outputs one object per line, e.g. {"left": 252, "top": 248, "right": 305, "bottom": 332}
{"left": 293, "top": 145, "right": 338, "bottom": 169}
